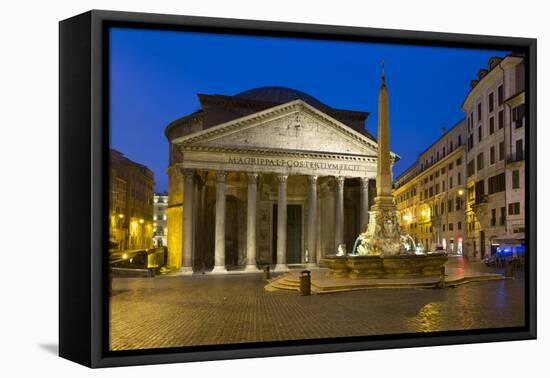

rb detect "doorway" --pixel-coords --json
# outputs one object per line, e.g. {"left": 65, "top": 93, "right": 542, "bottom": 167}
{"left": 272, "top": 204, "right": 303, "bottom": 265}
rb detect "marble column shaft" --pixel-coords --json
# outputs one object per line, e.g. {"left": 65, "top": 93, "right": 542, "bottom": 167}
{"left": 182, "top": 169, "right": 195, "bottom": 272}
{"left": 334, "top": 176, "right": 345, "bottom": 250}
{"left": 306, "top": 175, "right": 318, "bottom": 264}
{"left": 359, "top": 177, "right": 370, "bottom": 232}
{"left": 275, "top": 175, "right": 288, "bottom": 270}
{"left": 245, "top": 173, "right": 259, "bottom": 270}
{"left": 213, "top": 171, "right": 227, "bottom": 272}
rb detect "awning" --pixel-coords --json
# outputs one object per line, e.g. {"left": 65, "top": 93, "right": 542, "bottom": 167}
{"left": 491, "top": 233, "right": 525, "bottom": 244}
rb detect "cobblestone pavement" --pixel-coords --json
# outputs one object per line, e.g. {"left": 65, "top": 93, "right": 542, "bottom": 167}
{"left": 109, "top": 257, "right": 525, "bottom": 351}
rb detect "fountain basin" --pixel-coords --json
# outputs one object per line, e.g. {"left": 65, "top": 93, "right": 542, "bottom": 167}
{"left": 321, "top": 255, "right": 350, "bottom": 278}
{"left": 346, "top": 256, "right": 383, "bottom": 279}
{"left": 324, "top": 253, "right": 448, "bottom": 279}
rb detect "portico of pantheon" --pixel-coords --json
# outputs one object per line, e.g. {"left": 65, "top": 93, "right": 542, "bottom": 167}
{"left": 165, "top": 87, "right": 397, "bottom": 273}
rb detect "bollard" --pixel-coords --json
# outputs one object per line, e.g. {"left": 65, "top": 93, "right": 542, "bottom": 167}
{"left": 505, "top": 260, "right": 514, "bottom": 278}
{"left": 437, "top": 266, "right": 446, "bottom": 289}
{"left": 300, "top": 270, "right": 311, "bottom": 296}
{"left": 263, "top": 265, "right": 270, "bottom": 280}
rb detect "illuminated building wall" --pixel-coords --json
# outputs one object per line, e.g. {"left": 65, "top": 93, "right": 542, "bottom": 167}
{"left": 394, "top": 120, "right": 467, "bottom": 254}
{"left": 462, "top": 54, "right": 525, "bottom": 259}
{"left": 109, "top": 149, "right": 155, "bottom": 251}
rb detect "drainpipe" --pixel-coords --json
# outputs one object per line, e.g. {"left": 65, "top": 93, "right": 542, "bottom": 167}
{"left": 498, "top": 61, "right": 508, "bottom": 234}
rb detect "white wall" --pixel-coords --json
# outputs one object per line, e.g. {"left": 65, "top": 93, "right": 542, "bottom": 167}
{"left": 0, "top": 1, "right": 546, "bottom": 377}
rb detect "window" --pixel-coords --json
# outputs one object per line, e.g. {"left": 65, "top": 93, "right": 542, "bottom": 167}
{"left": 489, "top": 116, "right": 495, "bottom": 134}
{"left": 448, "top": 199, "right": 453, "bottom": 213}
{"left": 512, "top": 104, "right": 525, "bottom": 128}
{"left": 498, "top": 110, "right": 504, "bottom": 129}
{"left": 455, "top": 197, "right": 462, "bottom": 211}
{"left": 508, "top": 202, "right": 520, "bottom": 215}
{"left": 458, "top": 221, "right": 462, "bottom": 230}
{"left": 450, "top": 176, "right": 453, "bottom": 189}
{"left": 500, "top": 207, "right": 506, "bottom": 226}
{"left": 499, "top": 141, "right": 505, "bottom": 161}
{"left": 442, "top": 181, "right": 446, "bottom": 191}
{"left": 430, "top": 174, "right": 433, "bottom": 181}
{"left": 467, "top": 160, "right": 475, "bottom": 177}
{"left": 488, "top": 172, "right": 506, "bottom": 194}
{"left": 456, "top": 157, "right": 462, "bottom": 166}
{"left": 512, "top": 170, "right": 520, "bottom": 189}
{"left": 478, "top": 125, "right": 482, "bottom": 142}
{"left": 449, "top": 163, "right": 454, "bottom": 171}
{"left": 435, "top": 183, "right": 440, "bottom": 194}
{"left": 489, "top": 92, "right": 494, "bottom": 113}
{"left": 498, "top": 85, "right": 504, "bottom": 105}
{"left": 441, "top": 167, "right": 446, "bottom": 174}
{"left": 448, "top": 223, "right": 454, "bottom": 231}
{"left": 441, "top": 201, "right": 445, "bottom": 214}
{"left": 490, "top": 146, "right": 495, "bottom": 165}
{"left": 478, "top": 103, "right": 482, "bottom": 121}
{"left": 458, "top": 172, "right": 462, "bottom": 185}
{"left": 475, "top": 180, "right": 485, "bottom": 203}
{"left": 429, "top": 187, "right": 433, "bottom": 197}
{"left": 458, "top": 135, "right": 462, "bottom": 146}
{"left": 477, "top": 153, "right": 484, "bottom": 171}
{"left": 442, "top": 224, "right": 446, "bottom": 232}
{"left": 491, "top": 209, "right": 496, "bottom": 226}
{"left": 516, "top": 139, "right": 524, "bottom": 160}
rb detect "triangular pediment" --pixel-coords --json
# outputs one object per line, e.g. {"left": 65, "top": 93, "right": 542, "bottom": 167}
{"left": 173, "top": 100, "right": 379, "bottom": 157}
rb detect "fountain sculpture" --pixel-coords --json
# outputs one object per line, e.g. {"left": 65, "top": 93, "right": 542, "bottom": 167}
{"left": 323, "top": 62, "right": 447, "bottom": 279}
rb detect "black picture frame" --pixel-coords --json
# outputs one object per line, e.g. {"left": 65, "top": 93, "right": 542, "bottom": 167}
{"left": 59, "top": 9, "right": 537, "bottom": 368}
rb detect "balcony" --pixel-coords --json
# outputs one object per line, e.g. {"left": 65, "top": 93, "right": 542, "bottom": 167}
{"left": 507, "top": 151, "right": 524, "bottom": 164}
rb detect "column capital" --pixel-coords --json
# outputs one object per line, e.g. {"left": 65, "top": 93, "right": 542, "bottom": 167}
{"left": 359, "top": 177, "right": 370, "bottom": 189}
{"left": 335, "top": 176, "right": 345, "bottom": 187}
{"left": 247, "top": 172, "right": 259, "bottom": 184}
{"left": 307, "top": 175, "right": 318, "bottom": 185}
{"left": 216, "top": 171, "right": 227, "bottom": 183}
{"left": 277, "top": 174, "right": 288, "bottom": 184}
{"left": 181, "top": 168, "right": 195, "bottom": 178}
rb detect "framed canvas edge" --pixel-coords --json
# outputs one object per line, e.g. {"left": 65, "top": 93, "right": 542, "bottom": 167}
{"left": 59, "top": 9, "right": 537, "bottom": 369}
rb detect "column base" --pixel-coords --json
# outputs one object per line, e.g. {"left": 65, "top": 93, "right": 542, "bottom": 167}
{"left": 305, "top": 263, "right": 318, "bottom": 269}
{"left": 244, "top": 264, "right": 261, "bottom": 272}
{"left": 211, "top": 265, "right": 228, "bottom": 274}
{"left": 177, "top": 266, "right": 194, "bottom": 275}
{"left": 273, "top": 264, "right": 289, "bottom": 272}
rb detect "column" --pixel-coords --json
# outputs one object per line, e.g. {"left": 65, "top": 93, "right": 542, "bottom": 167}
{"left": 306, "top": 175, "right": 318, "bottom": 266}
{"left": 245, "top": 173, "right": 260, "bottom": 271}
{"left": 359, "top": 177, "right": 370, "bottom": 232}
{"left": 212, "top": 171, "right": 227, "bottom": 273}
{"left": 334, "top": 176, "right": 345, "bottom": 253}
{"left": 181, "top": 169, "right": 195, "bottom": 274}
{"left": 274, "top": 174, "right": 288, "bottom": 271}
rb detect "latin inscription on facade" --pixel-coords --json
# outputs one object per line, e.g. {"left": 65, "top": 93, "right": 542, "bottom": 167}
{"left": 227, "top": 156, "right": 363, "bottom": 172}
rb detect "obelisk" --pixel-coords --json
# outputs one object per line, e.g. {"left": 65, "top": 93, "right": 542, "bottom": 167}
{"left": 372, "top": 60, "right": 395, "bottom": 211}
{"left": 355, "top": 61, "right": 403, "bottom": 256}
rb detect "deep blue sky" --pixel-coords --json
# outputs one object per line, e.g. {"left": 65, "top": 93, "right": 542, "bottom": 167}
{"left": 110, "top": 28, "right": 508, "bottom": 192}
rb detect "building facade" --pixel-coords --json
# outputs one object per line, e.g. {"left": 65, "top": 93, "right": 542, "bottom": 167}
{"left": 165, "top": 87, "right": 387, "bottom": 273}
{"left": 463, "top": 54, "right": 525, "bottom": 259}
{"left": 393, "top": 53, "right": 526, "bottom": 260}
{"left": 153, "top": 193, "right": 168, "bottom": 247}
{"left": 394, "top": 120, "right": 467, "bottom": 255}
{"left": 109, "top": 149, "right": 155, "bottom": 251}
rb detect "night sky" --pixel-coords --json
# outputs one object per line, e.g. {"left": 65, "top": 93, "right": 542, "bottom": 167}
{"left": 110, "top": 27, "right": 509, "bottom": 193}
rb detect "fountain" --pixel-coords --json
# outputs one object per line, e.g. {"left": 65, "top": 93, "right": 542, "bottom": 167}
{"left": 323, "top": 62, "right": 447, "bottom": 279}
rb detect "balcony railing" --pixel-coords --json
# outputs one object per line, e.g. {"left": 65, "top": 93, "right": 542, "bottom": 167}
{"left": 507, "top": 152, "right": 525, "bottom": 164}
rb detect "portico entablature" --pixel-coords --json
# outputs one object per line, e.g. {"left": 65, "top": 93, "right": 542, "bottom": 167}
{"left": 176, "top": 148, "right": 377, "bottom": 178}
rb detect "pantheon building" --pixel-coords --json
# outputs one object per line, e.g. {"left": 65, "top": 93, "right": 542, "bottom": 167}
{"left": 165, "top": 87, "right": 395, "bottom": 273}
